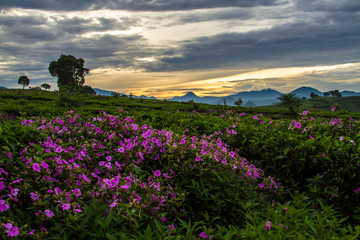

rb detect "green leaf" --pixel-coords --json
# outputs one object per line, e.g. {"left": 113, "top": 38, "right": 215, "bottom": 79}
{"left": 42, "top": 152, "right": 60, "bottom": 158}
{"left": 106, "top": 233, "right": 118, "bottom": 240}
{"left": 1, "top": 146, "right": 11, "bottom": 153}
{"left": 32, "top": 143, "right": 43, "bottom": 153}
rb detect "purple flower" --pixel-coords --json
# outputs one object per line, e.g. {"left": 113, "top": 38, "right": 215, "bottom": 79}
{"left": 44, "top": 209, "right": 55, "bottom": 218}
{"left": 4, "top": 223, "right": 12, "bottom": 229}
{"left": 302, "top": 110, "right": 310, "bottom": 115}
{"left": 195, "top": 156, "right": 201, "bottom": 162}
{"left": 54, "top": 187, "right": 62, "bottom": 195}
{"left": 73, "top": 188, "right": 81, "bottom": 197}
{"left": 179, "top": 139, "right": 186, "bottom": 145}
{"left": 61, "top": 203, "right": 71, "bottom": 211}
{"left": 263, "top": 221, "right": 272, "bottom": 230}
{"left": 105, "top": 162, "right": 112, "bottom": 170}
{"left": 154, "top": 170, "right": 161, "bottom": 177}
{"left": 120, "top": 185, "right": 130, "bottom": 189}
{"left": 82, "top": 174, "right": 90, "bottom": 182}
{"left": 163, "top": 173, "right": 171, "bottom": 179}
{"left": 30, "top": 192, "right": 39, "bottom": 201}
{"left": 168, "top": 224, "right": 175, "bottom": 230}
{"left": 110, "top": 201, "right": 117, "bottom": 209}
{"left": 32, "top": 163, "right": 41, "bottom": 172}
{"left": 199, "top": 232, "right": 208, "bottom": 238}
{"left": 41, "top": 161, "right": 49, "bottom": 169}
{"left": 10, "top": 188, "right": 19, "bottom": 197}
{"left": 7, "top": 226, "right": 19, "bottom": 237}
{"left": 0, "top": 181, "right": 5, "bottom": 190}
{"left": 161, "top": 217, "right": 166, "bottom": 222}
{"left": 106, "top": 156, "right": 112, "bottom": 161}
{"left": 0, "top": 200, "right": 10, "bottom": 212}
{"left": 95, "top": 127, "right": 103, "bottom": 133}
{"left": 27, "top": 229, "right": 36, "bottom": 236}
{"left": 295, "top": 122, "right": 301, "bottom": 129}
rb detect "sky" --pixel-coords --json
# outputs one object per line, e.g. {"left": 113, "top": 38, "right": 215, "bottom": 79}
{"left": 0, "top": 0, "right": 359, "bottom": 98}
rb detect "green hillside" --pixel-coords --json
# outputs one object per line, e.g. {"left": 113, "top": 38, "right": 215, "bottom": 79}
{"left": 302, "top": 96, "right": 360, "bottom": 113}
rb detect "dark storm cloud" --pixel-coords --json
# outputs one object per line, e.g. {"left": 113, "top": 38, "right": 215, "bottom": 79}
{"left": 61, "top": 34, "right": 151, "bottom": 68}
{"left": 294, "top": 0, "right": 360, "bottom": 13}
{"left": 55, "top": 17, "right": 138, "bottom": 34}
{"left": 174, "top": 8, "right": 253, "bottom": 24}
{"left": 0, "top": 0, "right": 282, "bottom": 11}
{"left": 142, "top": 11, "right": 360, "bottom": 72}
{"left": 0, "top": 14, "right": 138, "bottom": 43}
{"left": 0, "top": 15, "right": 56, "bottom": 42}
{"left": 0, "top": 12, "right": 145, "bottom": 74}
{"left": 0, "top": 15, "right": 46, "bottom": 27}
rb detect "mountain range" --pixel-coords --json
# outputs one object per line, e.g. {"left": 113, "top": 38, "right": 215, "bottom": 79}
{"left": 167, "top": 86, "right": 360, "bottom": 106}
{"left": 94, "top": 88, "right": 157, "bottom": 100}
{"left": 93, "top": 86, "right": 360, "bottom": 107}
{"left": 2, "top": 86, "right": 358, "bottom": 107}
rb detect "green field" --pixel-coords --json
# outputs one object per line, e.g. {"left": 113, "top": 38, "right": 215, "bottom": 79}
{"left": 1, "top": 89, "right": 360, "bottom": 239}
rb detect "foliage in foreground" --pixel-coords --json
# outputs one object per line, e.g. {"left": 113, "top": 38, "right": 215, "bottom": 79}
{"left": 0, "top": 106, "right": 360, "bottom": 238}
{"left": 0, "top": 110, "right": 276, "bottom": 238}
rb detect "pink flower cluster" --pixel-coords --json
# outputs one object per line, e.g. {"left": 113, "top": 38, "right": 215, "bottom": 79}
{"left": 1, "top": 110, "right": 280, "bottom": 236}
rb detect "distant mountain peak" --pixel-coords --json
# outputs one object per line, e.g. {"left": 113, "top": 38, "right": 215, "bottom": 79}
{"left": 184, "top": 91, "right": 197, "bottom": 97}
{"left": 290, "top": 86, "right": 323, "bottom": 97}
{"left": 292, "top": 86, "right": 320, "bottom": 91}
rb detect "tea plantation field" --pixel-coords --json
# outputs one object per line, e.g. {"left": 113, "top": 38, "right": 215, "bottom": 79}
{"left": 1, "top": 89, "right": 360, "bottom": 239}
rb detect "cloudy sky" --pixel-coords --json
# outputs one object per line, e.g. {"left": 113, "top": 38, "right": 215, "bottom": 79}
{"left": 0, "top": 0, "right": 359, "bottom": 98}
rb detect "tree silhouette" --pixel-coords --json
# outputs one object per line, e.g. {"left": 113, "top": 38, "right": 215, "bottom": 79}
{"left": 82, "top": 85, "right": 96, "bottom": 95}
{"left": 18, "top": 76, "right": 30, "bottom": 89}
{"left": 310, "top": 92, "right": 318, "bottom": 98}
{"left": 277, "top": 93, "right": 302, "bottom": 116}
{"left": 49, "top": 55, "right": 89, "bottom": 91}
{"left": 41, "top": 83, "right": 51, "bottom": 90}
{"left": 234, "top": 98, "right": 243, "bottom": 106}
{"left": 329, "top": 90, "right": 342, "bottom": 97}
{"left": 111, "top": 92, "right": 121, "bottom": 98}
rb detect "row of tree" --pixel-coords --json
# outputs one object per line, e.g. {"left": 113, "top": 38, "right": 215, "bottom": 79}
{"left": 18, "top": 76, "right": 51, "bottom": 90}
{"left": 310, "top": 90, "right": 343, "bottom": 98}
{"left": 18, "top": 54, "right": 95, "bottom": 94}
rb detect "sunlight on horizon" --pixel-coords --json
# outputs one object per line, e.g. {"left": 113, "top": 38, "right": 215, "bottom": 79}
{"left": 91, "top": 62, "right": 359, "bottom": 98}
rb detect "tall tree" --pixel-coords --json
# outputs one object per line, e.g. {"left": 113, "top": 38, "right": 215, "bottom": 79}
{"left": 49, "top": 55, "right": 89, "bottom": 90}
{"left": 18, "top": 76, "right": 30, "bottom": 89}
{"left": 277, "top": 93, "right": 302, "bottom": 116}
